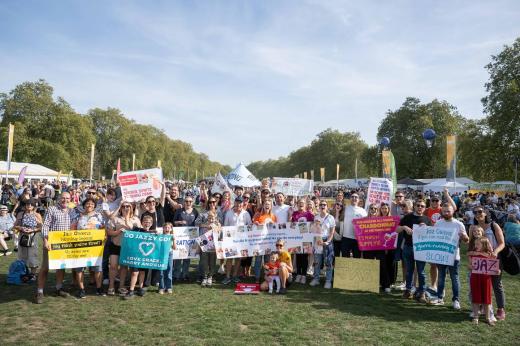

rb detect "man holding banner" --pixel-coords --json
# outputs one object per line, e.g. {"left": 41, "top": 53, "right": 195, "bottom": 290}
{"left": 35, "top": 192, "right": 78, "bottom": 304}
{"left": 429, "top": 204, "right": 469, "bottom": 309}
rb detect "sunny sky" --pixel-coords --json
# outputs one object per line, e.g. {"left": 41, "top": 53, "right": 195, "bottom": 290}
{"left": 0, "top": 1, "right": 518, "bottom": 166}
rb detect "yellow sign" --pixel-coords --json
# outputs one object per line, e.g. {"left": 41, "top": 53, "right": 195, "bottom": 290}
{"left": 333, "top": 257, "right": 379, "bottom": 293}
{"left": 48, "top": 229, "right": 105, "bottom": 270}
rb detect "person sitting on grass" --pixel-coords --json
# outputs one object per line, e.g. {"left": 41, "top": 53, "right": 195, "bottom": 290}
{"left": 260, "top": 239, "right": 292, "bottom": 294}
{"left": 124, "top": 214, "right": 156, "bottom": 300}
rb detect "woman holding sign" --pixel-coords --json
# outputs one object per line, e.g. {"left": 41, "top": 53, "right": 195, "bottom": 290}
{"left": 106, "top": 201, "right": 141, "bottom": 296}
{"left": 473, "top": 207, "right": 506, "bottom": 320}
{"left": 292, "top": 199, "right": 314, "bottom": 284}
{"left": 72, "top": 197, "right": 105, "bottom": 298}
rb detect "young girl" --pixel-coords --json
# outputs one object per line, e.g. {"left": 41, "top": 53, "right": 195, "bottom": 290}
{"left": 468, "top": 233, "right": 496, "bottom": 326}
{"left": 159, "top": 222, "right": 175, "bottom": 294}
{"left": 264, "top": 253, "right": 281, "bottom": 294}
{"left": 199, "top": 211, "right": 219, "bottom": 287}
{"left": 125, "top": 214, "right": 155, "bottom": 299}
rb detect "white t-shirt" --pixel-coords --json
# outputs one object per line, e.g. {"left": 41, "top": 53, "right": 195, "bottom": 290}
{"left": 223, "top": 209, "right": 252, "bottom": 226}
{"left": 435, "top": 218, "right": 467, "bottom": 261}
{"left": 343, "top": 206, "right": 367, "bottom": 239}
{"left": 315, "top": 213, "right": 336, "bottom": 239}
{"left": 273, "top": 204, "right": 290, "bottom": 224}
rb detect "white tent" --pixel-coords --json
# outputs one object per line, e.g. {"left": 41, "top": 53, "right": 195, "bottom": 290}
{"left": 226, "top": 163, "right": 261, "bottom": 187}
{"left": 422, "top": 179, "right": 468, "bottom": 193}
{"left": 0, "top": 161, "right": 68, "bottom": 182}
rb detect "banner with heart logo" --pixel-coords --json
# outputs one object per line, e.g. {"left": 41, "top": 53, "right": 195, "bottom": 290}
{"left": 119, "top": 231, "right": 173, "bottom": 270}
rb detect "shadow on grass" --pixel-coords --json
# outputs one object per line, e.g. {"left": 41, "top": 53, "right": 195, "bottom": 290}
{"left": 283, "top": 284, "right": 468, "bottom": 323}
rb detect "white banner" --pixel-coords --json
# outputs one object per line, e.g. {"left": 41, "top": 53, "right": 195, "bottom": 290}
{"left": 172, "top": 227, "right": 200, "bottom": 260}
{"left": 412, "top": 225, "right": 460, "bottom": 266}
{"left": 213, "top": 222, "right": 320, "bottom": 259}
{"left": 211, "top": 172, "right": 232, "bottom": 195}
{"left": 226, "top": 163, "right": 261, "bottom": 187}
{"left": 271, "top": 177, "right": 314, "bottom": 196}
{"left": 119, "top": 168, "right": 163, "bottom": 202}
{"left": 365, "top": 177, "right": 393, "bottom": 210}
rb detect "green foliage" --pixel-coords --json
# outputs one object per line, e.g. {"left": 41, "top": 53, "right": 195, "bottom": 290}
{"left": 0, "top": 80, "right": 229, "bottom": 179}
{"left": 248, "top": 129, "right": 373, "bottom": 180}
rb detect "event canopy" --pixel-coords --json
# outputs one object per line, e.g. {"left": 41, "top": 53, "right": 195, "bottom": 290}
{"left": 422, "top": 179, "right": 468, "bottom": 193}
{"left": 226, "top": 163, "right": 261, "bottom": 187}
{"left": 0, "top": 161, "right": 67, "bottom": 181}
{"left": 397, "top": 177, "right": 426, "bottom": 186}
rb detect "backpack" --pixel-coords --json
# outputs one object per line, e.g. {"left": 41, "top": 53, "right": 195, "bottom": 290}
{"left": 491, "top": 222, "right": 520, "bottom": 275}
{"left": 7, "top": 260, "right": 29, "bottom": 285}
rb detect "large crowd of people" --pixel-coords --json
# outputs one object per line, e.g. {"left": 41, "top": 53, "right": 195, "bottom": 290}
{"left": 1, "top": 178, "right": 519, "bottom": 326}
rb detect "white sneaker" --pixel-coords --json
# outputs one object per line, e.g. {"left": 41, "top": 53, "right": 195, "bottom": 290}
{"left": 300, "top": 276, "right": 306, "bottom": 284}
{"left": 453, "top": 300, "right": 461, "bottom": 310}
{"left": 324, "top": 281, "right": 332, "bottom": 289}
{"left": 295, "top": 275, "right": 302, "bottom": 283}
{"left": 201, "top": 278, "right": 208, "bottom": 287}
{"left": 158, "top": 289, "right": 164, "bottom": 295}
{"left": 268, "top": 289, "right": 273, "bottom": 294}
{"left": 489, "top": 314, "right": 497, "bottom": 323}
{"left": 309, "top": 278, "right": 320, "bottom": 287}
{"left": 307, "top": 268, "right": 314, "bottom": 276}
{"left": 207, "top": 277, "right": 213, "bottom": 287}
{"left": 395, "top": 282, "right": 406, "bottom": 291}
{"left": 167, "top": 289, "right": 173, "bottom": 294}
{"left": 429, "top": 298, "right": 444, "bottom": 306}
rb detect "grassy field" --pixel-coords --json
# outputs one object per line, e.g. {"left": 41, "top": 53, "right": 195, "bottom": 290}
{"left": 0, "top": 239, "right": 518, "bottom": 346}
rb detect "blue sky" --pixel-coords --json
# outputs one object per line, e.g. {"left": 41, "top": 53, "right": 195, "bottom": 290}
{"left": 0, "top": 1, "right": 518, "bottom": 166}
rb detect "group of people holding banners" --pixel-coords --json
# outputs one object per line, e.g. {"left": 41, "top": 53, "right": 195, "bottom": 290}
{"left": 12, "top": 163, "right": 508, "bottom": 326}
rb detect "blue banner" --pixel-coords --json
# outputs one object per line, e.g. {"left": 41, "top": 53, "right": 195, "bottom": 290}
{"left": 119, "top": 231, "right": 172, "bottom": 270}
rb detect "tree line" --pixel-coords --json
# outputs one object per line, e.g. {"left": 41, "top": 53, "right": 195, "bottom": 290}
{"left": 247, "top": 38, "right": 520, "bottom": 183}
{"left": 0, "top": 80, "right": 230, "bottom": 180}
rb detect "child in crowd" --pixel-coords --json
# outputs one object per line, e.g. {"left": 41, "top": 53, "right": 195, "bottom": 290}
{"left": 125, "top": 214, "right": 156, "bottom": 299}
{"left": 264, "top": 253, "right": 281, "bottom": 294}
{"left": 468, "top": 229, "right": 496, "bottom": 326}
{"left": 159, "top": 222, "right": 175, "bottom": 294}
{"left": 200, "top": 211, "right": 220, "bottom": 287}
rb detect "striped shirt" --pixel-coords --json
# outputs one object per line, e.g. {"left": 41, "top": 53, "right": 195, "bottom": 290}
{"left": 41, "top": 206, "right": 78, "bottom": 238}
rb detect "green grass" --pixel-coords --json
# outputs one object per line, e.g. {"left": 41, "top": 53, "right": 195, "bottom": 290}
{"left": 0, "top": 239, "right": 519, "bottom": 346}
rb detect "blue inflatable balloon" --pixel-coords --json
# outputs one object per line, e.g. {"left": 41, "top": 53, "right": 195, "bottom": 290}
{"left": 379, "top": 137, "right": 390, "bottom": 148}
{"left": 422, "top": 129, "right": 436, "bottom": 140}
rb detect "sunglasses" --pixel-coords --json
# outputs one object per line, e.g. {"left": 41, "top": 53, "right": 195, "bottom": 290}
{"left": 395, "top": 195, "right": 404, "bottom": 198}
{"left": 146, "top": 200, "right": 156, "bottom": 204}
{"left": 243, "top": 196, "right": 250, "bottom": 199}
{"left": 276, "top": 244, "right": 283, "bottom": 248}
{"left": 87, "top": 192, "right": 96, "bottom": 195}
{"left": 474, "top": 210, "right": 484, "bottom": 214}
{"left": 369, "top": 207, "right": 377, "bottom": 210}
{"left": 185, "top": 200, "right": 193, "bottom": 203}
{"left": 208, "top": 200, "right": 217, "bottom": 204}
{"left": 320, "top": 204, "right": 327, "bottom": 206}
{"left": 415, "top": 205, "right": 426, "bottom": 208}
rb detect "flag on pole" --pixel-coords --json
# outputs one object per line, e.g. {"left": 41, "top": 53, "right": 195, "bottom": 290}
{"left": 18, "top": 165, "right": 27, "bottom": 185}
{"left": 157, "top": 160, "right": 162, "bottom": 168}
{"left": 320, "top": 167, "right": 325, "bottom": 183}
{"left": 303, "top": 171, "right": 307, "bottom": 179}
{"left": 6, "top": 123, "right": 14, "bottom": 172}
{"left": 446, "top": 135, "right": 457, "bottom": 183}
{"left": 57, "top": 170, "right": 62, "bottom": 182}
{"left": 132, "top": 153, "right": 136, "bottom": 171}
{"left": 336, "top": 164, "right": 340, "bottom": 183}
{"left": 89, "top": 143, "right": 95, "bottom": 181}
{"left": 310, "top": 169, "right": 314, "bottom": 181}
{"left": 382, "top": 150, "right": 397, "bottom": 196}
{"left": 116, "top": 158, "right": 121, "bottom": 181}
{"left": 355, "top": 158, "right": 358, "bottom": 183}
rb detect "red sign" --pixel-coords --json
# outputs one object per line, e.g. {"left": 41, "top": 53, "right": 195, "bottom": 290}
{"left": 352, "top": 216, "right": 400, "bottom": 251}
{"left": 234, "top": 283, "right": 260, "bottom": 295}
{"left": 119, "top": 174, "right": 138, "bottom": 186}
{"left": 471, "top": 257, "right": 500, "bottom": 275}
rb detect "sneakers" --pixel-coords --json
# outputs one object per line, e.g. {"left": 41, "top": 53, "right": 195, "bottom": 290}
{"left": 124, "top": 291, "right": 135, "bottom": 300}
{"left": 166, "top": 288, "right": 173, "bottom": 294}
{"left": 118, "top": 287, "right": 128, "bottom": 296}
{"left": 136, "top": 288, "right": 146, "bottom": 297}
{"left": 34, "top": 292, "right": 44, "bottom": 304}
{"left": 402, "top": 290, "right": 413, "bottom": 299}
{"left": 324, "top": 281, "right": 332, "bottom": 289}
{"left": 268, "top": 289, "right": 273, "bottom": 294}
{"left": 107, "top": 288, "right": 115, "bottom": 296}
{"left": 309, "top": 278, "right": 320, "bottom": 287}
{"left": 415, "top": 292, "right": 428, "bottom": 304}
{"left": 279, "top": 287, "right": 287, "bottom": 294}
{"left": 300, "top": 276, "right": 307, "bottom": 284}
{"left": 77, "top": 289, "right": 86, "bottom": 299}
{"left": 295, "top": 275, "right": 302, "bottom": 283}
{"left": 452, "top": 300, "right": 461, "bottom": 310}
{"left": 232, "top": 276, "right": 240, "bottom": 283}
{"left": 429, "top": 298, "right": 445, "bottom": 306}
{"left": 201, "top": 278, "right": 208, "bottom": 287}
{"left": 56, "top": 289, "right": 70, "bottom": 298}
{"left": 394, "top": 282, "right": 406, "bottom": 291}
{"left": 222, "top": 277, "right": 232, "bottom": 285}
{"left": 96, "top": 288, "right": 106, "bottom": 296}
{"left": 2, "top": 251, "right": 12, "bottom": 256}
{"left": 207, "top": 277, "right": 213, "bottom": 287}
{"left": 496, "top": 308, "right": 506, "bottom": 320}
{"left": 158, "top": 289, "right": 164, "bottom": 295}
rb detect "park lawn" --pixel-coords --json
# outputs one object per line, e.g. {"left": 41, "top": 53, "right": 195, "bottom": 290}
{"left": 0, "top": 242, "right": 518, "bottom": 346}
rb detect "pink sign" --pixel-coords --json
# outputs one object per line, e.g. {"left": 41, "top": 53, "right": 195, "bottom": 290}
{"left": 471, "top": 257, "right": 500, "bottom": 275}
{"left": 352, "top": 216, "right": 400, "bottom": 251}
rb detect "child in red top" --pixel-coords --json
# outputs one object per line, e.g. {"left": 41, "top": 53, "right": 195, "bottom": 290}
{"left": 264, "top": 253, "right": 281, "bottom": 294}
{"left": 468, "top": 232, "right": 497, "bottom": 326}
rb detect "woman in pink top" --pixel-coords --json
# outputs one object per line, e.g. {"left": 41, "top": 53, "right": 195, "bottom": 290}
{"left": 292, "top": 198, "right": 314, "bottom": 284}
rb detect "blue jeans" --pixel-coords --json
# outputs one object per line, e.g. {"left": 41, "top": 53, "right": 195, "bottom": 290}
{"left": 436, "top": 260, "right": 460, "bottom": 302}
{"left": 314, "top": 242, "right": 334, "bottom": 282}
{"left": 173, "top": 259, "right": 190, "bottom": 279}
{"left": 253, "top": 255, "right": 269, "bottom": 281}
{"left": 159, "top": 252, "right": 174, "bottom": 290}
{"left": 402, "top": 245, "right": 426, "bottom": 293}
